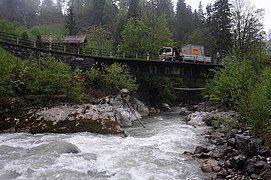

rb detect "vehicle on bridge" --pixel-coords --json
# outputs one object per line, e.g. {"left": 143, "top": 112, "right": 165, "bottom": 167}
{"left": 159, "top": 44, "right": 211, "bottom": 63}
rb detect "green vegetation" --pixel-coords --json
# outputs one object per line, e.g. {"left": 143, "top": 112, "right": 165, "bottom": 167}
{"left": 137, "top": 76, "right": 184, "bottom": 106}
{"left": 0, "top": 19, "right": 28, "bottom": 35}
{"left": 85, "top": 63, "right": 138, "bottom": 95}
{"left": 0, "top": 48, "right": 17, "bottom": 97}
{"left": 0, "top": 48, "right": 83, "bottom": 104}
{"left": 204, "top": 55, "right": 271, "bottom": 135}
{"left": 0, "top": 48, "right": 139, "bottom": 114}
{"left": 30, "top": 23, "right": 65, "bottom": 36}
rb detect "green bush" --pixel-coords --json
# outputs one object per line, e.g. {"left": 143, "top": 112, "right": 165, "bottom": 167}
{"left": 16, "top": 57, "right": 83, "bottom": 102}
{"left": 101, "top": 63, "right": 138, "bottom": 94}
{"left": 245, "top": 67, "right": 271, "bottom": 133}
{"left": 0, "top": 19, "right": 27, "bottom": 36}
{"left": 204, "top": 55, "right": 271, "bottom": 134}
{"left": 0, "top": 48, "right": 83, "bottom": 103}
{"left": 85, "top": 63, "right": 138, "bottom": 95}
{"left": 204, "top": 58, "right": 256, "bottom": 110}
{"left": 0, "top": 48, "right": 17, "bottom": 97}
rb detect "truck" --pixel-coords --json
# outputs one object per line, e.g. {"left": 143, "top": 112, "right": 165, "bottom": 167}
{"left": 159, "top": 44, "right": 211, "bottom": 63}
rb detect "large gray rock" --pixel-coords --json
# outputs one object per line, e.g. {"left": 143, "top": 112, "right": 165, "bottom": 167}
{"left": 1, "top": 89, "right": 149, "bottom": 134}
{"left": 29, "top": 103, "right": 123, "bottom": 134}
{"left": 32, "top": 141, "right": 81, "bottom": 154}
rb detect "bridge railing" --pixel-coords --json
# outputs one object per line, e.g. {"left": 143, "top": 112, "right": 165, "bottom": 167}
{"left": 0, "top": 31, "right": 153, "bottom": 60}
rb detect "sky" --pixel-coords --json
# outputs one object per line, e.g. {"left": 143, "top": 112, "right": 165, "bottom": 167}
{"left": 172, "top": 0, "right": 271, "bottom": 34}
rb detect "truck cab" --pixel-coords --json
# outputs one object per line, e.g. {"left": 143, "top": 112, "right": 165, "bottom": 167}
{"left": 159, "top": 47, "right": 182, "bottom": 62}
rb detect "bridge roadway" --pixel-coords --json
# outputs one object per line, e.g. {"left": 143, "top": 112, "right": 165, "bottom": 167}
{"left": 0, "top": 40, "right": 222, "bottom": 79}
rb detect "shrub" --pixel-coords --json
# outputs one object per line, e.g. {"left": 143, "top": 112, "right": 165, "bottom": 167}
{"left": 245, "top": 67, "right": 271, "bottom": 133}
{"left": 0, "top": 19, "right": 27, "bottom": 36}
{"left": 101, "top": 63, "right": 138, "bottom": 94}
{"left": 14, "top": 57, "right": 83, "bottom": 102}
{"left": 204, "top": 55, "right": 271, "bottom": 134}
{"left": 0, "top": 48, "right": 17, "bottom": 97}
{"left": 85, "top": 63, "right": 138, "bottom": 95}
{"left": 204, "top": 58, "right": 256, "bottom": 110}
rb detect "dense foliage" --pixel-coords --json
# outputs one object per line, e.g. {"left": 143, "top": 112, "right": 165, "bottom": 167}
{"left": 137, "top": 76, "right": 185, "bottom": 106}
{"left": 119, "top": 15, "right": 173, "bottom": 59}
{"left": 86, "top": 63, "right": 138, "bottom": 95}
{"left": 0, "top": 48, "right": 17, "bottom": 97}
{"left": 0, "top": 48, "right": 83, "bottom": 103}
{"left": 204, "top": 55, "right": 271, "bottom": 134}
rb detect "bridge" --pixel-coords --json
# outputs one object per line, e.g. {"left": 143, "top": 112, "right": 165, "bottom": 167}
{"left": 0, "top": 32, "right": 222, "bottom": 79}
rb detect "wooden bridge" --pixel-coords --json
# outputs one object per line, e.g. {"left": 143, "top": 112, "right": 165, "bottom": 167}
{"left": 0, "top": 31, "right": 222, "bottom": 79}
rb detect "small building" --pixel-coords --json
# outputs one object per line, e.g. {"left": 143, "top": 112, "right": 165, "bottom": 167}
{"left": 63, "top": 35, "right": 87, "bottom": 54}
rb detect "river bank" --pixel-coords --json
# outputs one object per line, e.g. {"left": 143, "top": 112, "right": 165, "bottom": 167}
{"left": 184, "top": 102, "right": 271, "bottom": 179}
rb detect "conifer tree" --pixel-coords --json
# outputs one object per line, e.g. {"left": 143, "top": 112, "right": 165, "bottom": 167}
{"left": 127, "top": 0, "right": 141, "bottom": 19}
{"left": 91, "top": 0, "right": 106, "bottom": 25}
{"left": 65, "top": 1, "right": 78, "bottom": 35}
{"left": 175, "top": 0, "right": 194, "bottom": 45}
{"left": 212, "top": 0, "right": 232, "bottom": 54}
{"left": 197, "top": 1, "right": 205, "bottom": 27}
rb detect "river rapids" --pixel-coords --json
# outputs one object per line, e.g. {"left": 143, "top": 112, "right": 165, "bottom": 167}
{"left": 0, "top": 108, "right": 209, "bottom": 180}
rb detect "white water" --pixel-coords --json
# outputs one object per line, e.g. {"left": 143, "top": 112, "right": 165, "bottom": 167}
{"left": 0, "top": 109, "right": 209, "bottom": 180}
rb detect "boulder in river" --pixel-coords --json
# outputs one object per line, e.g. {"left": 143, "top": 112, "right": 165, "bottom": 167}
{"left": 1, "top": 89, "right": 149, "bottom": 134}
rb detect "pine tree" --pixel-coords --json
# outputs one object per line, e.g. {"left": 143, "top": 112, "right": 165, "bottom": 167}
{"left": 153, "top": 0, "right": 175, "bottom": 29}
{"left": 212, "top": 0, "right": 232, "bottom": 54}
{"left": 197, "top": 1, "right": 205, "bottom": 27}
{"left": 127, "top": 0, "right": 141, "bottom": 19}
{"left": 175, "top": 0, "right": 194, "bottom": 45}
{"left": 65, "top": 1, "right": 78, "bottom": 35}
{"left": 91, "top": 0, "right": 106, "bottom": 26}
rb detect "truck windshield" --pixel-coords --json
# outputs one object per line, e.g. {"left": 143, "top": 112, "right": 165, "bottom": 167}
{"left": 159, "top": 48, "right": 171, "bottom": 54}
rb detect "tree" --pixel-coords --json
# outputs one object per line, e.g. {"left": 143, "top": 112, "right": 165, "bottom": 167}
{"left": 0, "top": 0, "right": 20, "bottom": 21}
{"left": 40, "top": 0, "right": 62, "bottom": 24}
{"left": 84, "top": 26, "right": 113, "bottom": 50}
{"left": 119, "top": 15, "right": 173, "bottom": 59}
{"left": 211, "top": 0, "right": 232, "bottom": 55}
{"left": 65, "top": 1, "right": 78, "bottom": 35}
{"left": 197, "top": 1, "right": 205, "bottom": 28}
{"left": 145, "top": 0, "right": 175, "bottom": 30}
{"left": 21, "top": 31, "right": 31, "bottom": 46}
{"left": 231, "top": 0, "right": 265, "bottom": 60}
{"left": 113, "top": 8, "right": 128, "bottom": 50}
{"left": 21, "top": 0, "right": 41, "bottom": 27}
{"left": 143, "top": 14, "right": 173, "bottom": 58}
{"left": 186, "top": 28, "right": 216, "bottom": 55}
{"left": 175, "top": 0, "right": 194, "bottom": 45}
{"left": 127, "top": 0, "right": 141, "bottom": 19}
{"left": 102, "top": 0, "right": 118, "bottom": 28}
{"left": 118, "top": 19, "right": 149, "bottom": 57}
{"left": 91, "top": 0, "right": 106, "bottom": 26}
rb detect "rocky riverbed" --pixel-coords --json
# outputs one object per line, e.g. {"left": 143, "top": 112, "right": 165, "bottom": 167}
{"left": 184, "top": 103, "right": 271, "bottom": 179}
{"left": 0, "top": 89, "right": 149, "bottom": 134}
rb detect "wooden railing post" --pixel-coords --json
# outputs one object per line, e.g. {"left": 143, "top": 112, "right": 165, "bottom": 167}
{"left": 49, "top": 33, "right": 52, "bottom": 50}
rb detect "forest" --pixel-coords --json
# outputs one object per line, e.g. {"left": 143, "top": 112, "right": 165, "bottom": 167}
{"left": 0, "top": 0, "right": 269, "bottom": 59}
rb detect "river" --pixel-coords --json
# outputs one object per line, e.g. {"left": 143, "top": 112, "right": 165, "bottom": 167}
{"left": 0, "top": 108, "right": 210, "bottom": 180}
